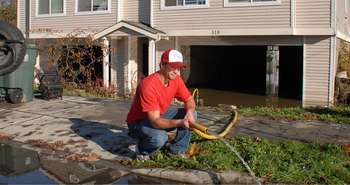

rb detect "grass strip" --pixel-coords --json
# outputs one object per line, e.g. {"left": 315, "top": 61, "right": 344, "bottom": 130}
{"left": 133, "top": 136, "right": 350, "bottom": 184}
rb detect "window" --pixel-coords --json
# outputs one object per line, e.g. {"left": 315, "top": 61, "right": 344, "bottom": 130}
{"left": 37, "top": 0, "right": 64, "bottom": 16}
{"left": 225, "top": 0, "right": 281, "bottom": 7}
{"left": 76, "top": 0, "right": 110, "bottom": 14}
{"left": 162, "top": 0, "right": 208, "bottom": 9}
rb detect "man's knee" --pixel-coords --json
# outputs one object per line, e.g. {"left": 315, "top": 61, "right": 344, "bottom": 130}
{"left": 148, "top": 131, "right": 168, "bottom": 148}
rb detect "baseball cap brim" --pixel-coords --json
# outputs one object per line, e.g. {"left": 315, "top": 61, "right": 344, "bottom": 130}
{"left": 168, "top": 62, "right": 187, "bottom": 69}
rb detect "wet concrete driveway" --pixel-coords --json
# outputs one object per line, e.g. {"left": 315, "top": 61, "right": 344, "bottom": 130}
{"left": 0, "top": 96, "right": 136, "bottom": 161}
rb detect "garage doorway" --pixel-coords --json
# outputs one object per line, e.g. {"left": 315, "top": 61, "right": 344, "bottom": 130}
{"left": 187, "top": 45, "right": 302, "bottom": 107}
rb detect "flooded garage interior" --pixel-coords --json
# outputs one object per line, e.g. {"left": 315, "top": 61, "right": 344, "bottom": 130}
{"left": 186, "top": 45, "right": 303, "bottom": 107}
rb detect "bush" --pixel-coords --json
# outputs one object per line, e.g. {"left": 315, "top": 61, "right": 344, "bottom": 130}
{"left": 338, "top": 40, "right": 350, "bottom": 76}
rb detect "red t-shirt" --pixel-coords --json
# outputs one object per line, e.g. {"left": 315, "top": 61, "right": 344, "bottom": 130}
{"left": 126, "top": 72, "right": 191, "bottom": 124}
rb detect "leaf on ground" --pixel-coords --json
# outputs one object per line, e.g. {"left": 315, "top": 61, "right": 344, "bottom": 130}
{"left": 261, "top": 172, "right": 273, "bottom": 183}
{"left": 66, "top": 152, "right": 100, "bottom": 162}
{"left": 28, "top": 139, "right": 65, "bottom": 151}
{"left": 186, "top": 143, "right": 201, "bottom": 157}
{"left": 0, "top": 133, "right": 13, "bottom": 140}
{"left": 54, "top": 140, "right": 65, "bottom": 147}
{"left": 342, "top": 144, "right": 350, "bottom": 155}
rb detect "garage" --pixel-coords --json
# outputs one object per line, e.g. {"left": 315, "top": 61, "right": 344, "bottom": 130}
{"left": 186, "top": 45, "right": 303, "bottom": 107}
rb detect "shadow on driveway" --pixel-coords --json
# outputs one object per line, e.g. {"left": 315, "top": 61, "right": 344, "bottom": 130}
{"left": 69, "top": 118, "right": 137, "bottom": 159}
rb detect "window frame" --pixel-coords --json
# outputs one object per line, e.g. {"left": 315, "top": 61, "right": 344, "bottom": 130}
{"left": 161, "top": 0, "right": 209, "bottom": 10}
{"left": 75, "top": 0, "right": 111, "bottom": 15}
{"left": 224, "top": 0, "right": 282, "bottom": 7}
{"left": 36, "top": 0, "right": 66, "bottom": 17}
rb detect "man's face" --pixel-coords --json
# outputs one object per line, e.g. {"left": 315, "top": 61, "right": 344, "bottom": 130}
{"left": 164, "top": 64, "right": 180, "bottom": 80}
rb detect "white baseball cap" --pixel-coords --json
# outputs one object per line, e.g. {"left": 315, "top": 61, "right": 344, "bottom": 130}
{"left": 161, "top": 49, "right": 187, "bottom": 68}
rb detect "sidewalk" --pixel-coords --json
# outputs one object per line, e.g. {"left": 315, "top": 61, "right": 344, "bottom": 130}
{"left": 1, "top": 96, "right": 349, "bottom": 183}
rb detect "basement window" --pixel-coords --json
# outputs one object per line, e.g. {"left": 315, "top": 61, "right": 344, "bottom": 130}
{"left": 161, "top": 0, "right": 208, "bottom": 10}
{"left": 224, "top": 0, "right": 281, "bottom": 7}
{"left": 37, "top": 0, "right": 65, "bottom": 17}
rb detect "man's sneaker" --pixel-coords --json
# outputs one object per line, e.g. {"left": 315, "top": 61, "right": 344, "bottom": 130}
{"left": 134, "top": 144, "right": 150, "bottom": 161}
{"left": 136, "top": 154, "right": 150, "bottom": 161}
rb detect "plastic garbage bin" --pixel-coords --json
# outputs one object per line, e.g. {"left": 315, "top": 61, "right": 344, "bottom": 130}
{"left": 0, "top": 44, "right": 38, "bottom": 103}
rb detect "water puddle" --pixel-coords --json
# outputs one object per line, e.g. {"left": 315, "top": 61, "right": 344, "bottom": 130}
{"left": 0, "top": 141, "right": 182, "bottom": 184}
{"left": 190, "top": 88, "right": 301, "bottom": 107}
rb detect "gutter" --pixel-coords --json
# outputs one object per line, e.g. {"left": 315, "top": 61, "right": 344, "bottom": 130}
{"left": 328, "top": 0, "right": 337, "bottom": 106}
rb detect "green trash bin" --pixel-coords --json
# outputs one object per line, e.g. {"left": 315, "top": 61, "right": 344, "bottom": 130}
{"left": 0, "top": 44, "right": 38, "bottom": 103}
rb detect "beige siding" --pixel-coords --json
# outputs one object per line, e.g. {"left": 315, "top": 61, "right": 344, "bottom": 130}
{"left": 121, "top": 0, "right": 139, "bottom": 21}
{"left": 120, "top": 0, "right": 150, "bottom": 24}
{"left": 336, "top": 0, "right": 350, "bottom": 37}
{"left": 153, "top": 0, "right": 291, "bottom": 31}
{"left": 303, "top": 36, "right": 331, "bottom": 107}
{"left": 177, "top": 36, "right": 303, "bottom": 46}
{"left": 295, "top": 0, "right": 331, "bottom": 28}
{"left": 156, "top": 38, "right": 176, "bottom": 70}
{"left": 30, "top": 1, "right": 118, "bottom": 34}
{"left": 17, "top": 0, "right": 27, "bottom": 36}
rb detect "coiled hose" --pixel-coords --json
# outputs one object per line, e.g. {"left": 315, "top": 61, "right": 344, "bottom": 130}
{"left": 190, "top": 88, "right": 238, "bottom": 140}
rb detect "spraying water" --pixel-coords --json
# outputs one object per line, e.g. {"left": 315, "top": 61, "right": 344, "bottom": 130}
{"left": 217, "top": 137, "right": 262, "bottom": 185}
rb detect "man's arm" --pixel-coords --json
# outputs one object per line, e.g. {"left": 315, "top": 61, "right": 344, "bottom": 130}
{"left": 184, "top": 96, "right": 196, "bottom": 113}
{"left": 183, "top": 96, "right": 196, "bottom": 124}
{"left": 147, "top": 110, "right": 186, "bottom": 129}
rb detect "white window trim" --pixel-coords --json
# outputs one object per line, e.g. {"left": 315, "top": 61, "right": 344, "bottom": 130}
{"left": 75, "top": 0, "right": 111, "bottom": 15}
{"left": 161, "top": 0, "right": 209, "bottom": 10}
{"left": 224, "top": 0, "right": 282, "bottom": 7}
{"left": 346, "top": 0, "right": 348, "bottom": 13}
{"left": 36, "top": 0, "right": 66, "bottom": 17}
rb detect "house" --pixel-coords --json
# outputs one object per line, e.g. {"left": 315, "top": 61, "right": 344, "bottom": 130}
{"left": 17, "top": 0, "right": 350, "bottom": 107}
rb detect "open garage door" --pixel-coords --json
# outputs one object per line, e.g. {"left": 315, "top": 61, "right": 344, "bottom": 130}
{"left": 188, "top": 46, "right": 266, "bottom": 94}
{"left": 186, "top": 45, "right": 302, "bottom": 107}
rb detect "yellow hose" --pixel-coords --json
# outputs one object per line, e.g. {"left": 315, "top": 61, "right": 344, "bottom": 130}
{"left": 191, "top": 88, "right": 238, "bottom": 140}
{"left": 191, "top": 109, "right": 238, "bottom": 140}
{"left": 190, "top": 121, "right": 208, "bottom": 133}
{"left": 192, "top": 88, "right": 200, "bottom": 106}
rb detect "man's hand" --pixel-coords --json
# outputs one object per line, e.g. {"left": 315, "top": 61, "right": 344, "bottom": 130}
{"left": 184, "top": 110, "right": 196, "bottom": 127}
{"left": 183, "top": 96, "right": 196, "bottom": 128}
{"left": 182, "top": 118, "right": 190, "bottom": 128}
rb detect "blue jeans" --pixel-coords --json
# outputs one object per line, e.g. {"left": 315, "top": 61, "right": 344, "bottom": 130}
{"left": 128, "top": 108, "right": 196, "bottom": 155}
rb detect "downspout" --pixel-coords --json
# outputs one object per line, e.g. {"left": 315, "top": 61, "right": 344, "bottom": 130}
{"left": 17, "top": 0, "right": 20, "bottom": 28}
{"left": 150, "top": 0, "right": 153, "bottom": 28}
{"left": 328, "top": 0, "right": 337, "bottom": 106}
{"left": 302, "top": 36, "right": 306, "bottom": 107}
{"left": 148, "top": 0, "right": 159, "bottom": 75}
{"left": 290, "top": 0, "right": 295, "bottom": 33}
{"left": 103, "top": 37, "right": 110, "bottom": 88}
{"left": 118, "top": 0, "right": 123, "bottom": 21}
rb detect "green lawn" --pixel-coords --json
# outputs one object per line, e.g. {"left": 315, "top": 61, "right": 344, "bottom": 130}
{"left": 238, "top": 106, "right": 350, "bottom": 125}
{"left": 133, "top": 136, "right": 350, "bottom": 184}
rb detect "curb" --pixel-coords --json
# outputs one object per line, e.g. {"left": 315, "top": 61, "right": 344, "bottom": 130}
{"left": 130, "top": 168, "right": 258, "bottom": 184}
